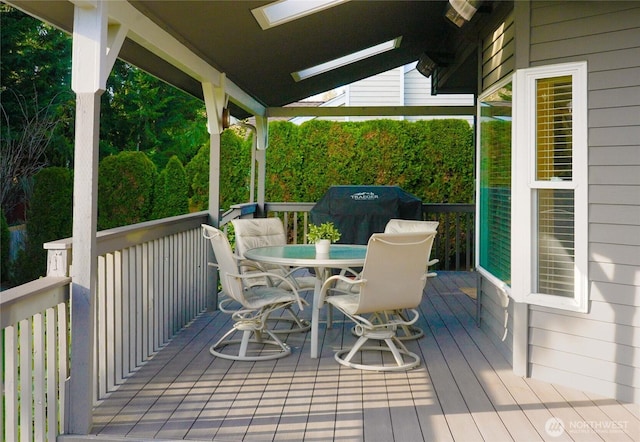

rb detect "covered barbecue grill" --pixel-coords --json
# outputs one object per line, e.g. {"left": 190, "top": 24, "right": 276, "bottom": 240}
{"left": 310, "top": 185, "right": 422, "bottom": 244}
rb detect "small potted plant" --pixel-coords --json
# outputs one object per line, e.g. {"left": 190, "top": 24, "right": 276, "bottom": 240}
{"left": 307, "top": 222, "right": 341, "bottom": 255}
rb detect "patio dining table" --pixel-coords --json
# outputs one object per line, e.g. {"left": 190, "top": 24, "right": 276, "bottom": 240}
{"left": 244, "top": 244, "right": 367, "bottom": 358}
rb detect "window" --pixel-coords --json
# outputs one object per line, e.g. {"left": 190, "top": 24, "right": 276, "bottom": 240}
{"left": 513, "top": 62, "right": 588, "bottom": 312}
{"left": 291, "top": 37, "right": 402, "bottom": 82}
{"left": 477, "top": 79, "right": 513, "bottom": 290}
{"left": 252, "top": 0, "right": 349, "bottom": 30}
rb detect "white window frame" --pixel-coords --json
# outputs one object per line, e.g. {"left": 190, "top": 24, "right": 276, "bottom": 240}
{"left": 512, "top": 61, "right": 589, "bottom": 312}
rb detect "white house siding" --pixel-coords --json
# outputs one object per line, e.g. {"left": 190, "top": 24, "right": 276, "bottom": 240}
{"left": 404, "top": 67, "right": 432, "bottom": 106}
{"left": 526, "top": 0, "right": 640, "bottom": 404}
{"left": 477, "top": 11, "right": 516, "bottom": 369}
{"left": 345, "top": 67, "right": 403, "bottom": 121}
{"left": 404, "top": 68, "right": 475, "bottom": 123}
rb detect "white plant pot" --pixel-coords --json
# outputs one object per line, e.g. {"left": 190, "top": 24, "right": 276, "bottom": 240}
{"left": 315, "top": 239, "right": 331, "bottom": 256}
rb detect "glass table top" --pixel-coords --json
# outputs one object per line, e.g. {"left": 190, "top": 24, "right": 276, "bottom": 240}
{"left": 244, "top": 244, "right": 366, "bottom": 267}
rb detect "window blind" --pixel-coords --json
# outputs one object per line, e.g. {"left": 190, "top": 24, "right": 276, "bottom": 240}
{"left": 536, "top": 76, "right": 572, "bottom": 181}
{"left": 534, "top": 76, "right": 575, "bottom": 297}
{"left": 536, "top": 190, "right": 575, "bottom": 297}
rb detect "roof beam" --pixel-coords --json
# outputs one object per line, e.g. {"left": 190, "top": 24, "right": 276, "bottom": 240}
{"left": 106, "top": 0, "right": 265, "bottom": 116}
{"left": 267, "top": 105, "right": 476, "bottom": 117}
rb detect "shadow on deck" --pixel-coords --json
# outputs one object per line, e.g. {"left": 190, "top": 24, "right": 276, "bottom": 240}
{"left": 84, "top": 272, "right": 639, "bottom": 442}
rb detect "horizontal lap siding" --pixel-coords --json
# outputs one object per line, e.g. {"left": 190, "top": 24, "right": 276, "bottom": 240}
{"left": 347, "top": 68, "right": 402, "bottom": 122}
{"left": 482, "top": 11, "right": 514, "bottom": 91}
{"left": 529, "top": 1, "right": 640, "bottom": 404}
{"left": 404, "top": 69, "right": 432, "bottom": 106}
{"left": 479, "top": 277, "right": 513, "bottom": 363}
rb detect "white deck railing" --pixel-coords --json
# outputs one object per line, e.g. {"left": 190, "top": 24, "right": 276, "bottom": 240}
{"left": 1, "top": 212, "right": 211, "bottom": 441}
{"left": 1, "top": 276, "right": 71, "bottom": 442}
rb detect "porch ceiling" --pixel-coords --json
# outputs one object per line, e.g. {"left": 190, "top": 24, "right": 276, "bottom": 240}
{"left": 6, "top": 0, "right": 500, "bottom": 118}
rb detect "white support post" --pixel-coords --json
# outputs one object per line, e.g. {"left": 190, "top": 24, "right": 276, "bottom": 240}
{"left": 511, "top": 0, "right": 531, "bottom": 378}
{"left": 67, "top": 0, "right": 123, "bottom": 434}
{"left": 202, "top": 79, "right": 227, "bottom": 311}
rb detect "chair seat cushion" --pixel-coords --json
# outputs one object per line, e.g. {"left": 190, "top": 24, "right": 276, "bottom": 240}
{"left": 327, "top": 292, "right": 360, "bottom": 315}
{"left": 245, "top": 287, "right": 298, "bottom": 309}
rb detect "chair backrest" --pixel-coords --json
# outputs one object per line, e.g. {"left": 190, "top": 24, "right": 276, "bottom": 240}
{"left": 384, "top": 218, "right": 439, "bottom": 234}
{"left": 232, "top": 218, "right": 287, "bottom": 258}
{"left": 202, "top": 224, "right": 247, "bottom": 305}
{"left": 354, "top": 232, "right": 435, "bottom": 314}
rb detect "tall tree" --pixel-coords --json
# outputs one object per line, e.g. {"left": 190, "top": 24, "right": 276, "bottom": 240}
{"left": 100, "top": 61, "right": 209, "bottom": 169}
{"left": 10, "top": 167, "right": 73, "bottom": 284}
{"left": 152, "top": 155, "right": 189, "bottom": 219}
{"left": 1, "top": 7, "right": 209, "bottom": 209}
{"left": 0, "top": 6, "right": 74, "bottom": 219}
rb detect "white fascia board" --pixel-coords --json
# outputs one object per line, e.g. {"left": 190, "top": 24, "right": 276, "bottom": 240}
{"left": 106, "top": 0, "right": 265, "bottom": 116}
{"left": 267, "top": 105, "right": 475, "bottom": 117}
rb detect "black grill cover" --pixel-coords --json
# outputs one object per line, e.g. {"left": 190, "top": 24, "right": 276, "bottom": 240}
{"left": 310, "top": 186, "right": 422, "bottom": 244}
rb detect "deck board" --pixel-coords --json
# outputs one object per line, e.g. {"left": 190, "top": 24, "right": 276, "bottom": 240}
{"left": 87, "top": 272, "right": 640, "bottom": 442}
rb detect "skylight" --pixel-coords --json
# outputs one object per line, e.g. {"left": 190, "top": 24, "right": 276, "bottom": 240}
{"left": 252, "top": 0, "right": 349, "bottom": 30}
{"left": 292, "top": 37, "right": 402, "bottom": 82}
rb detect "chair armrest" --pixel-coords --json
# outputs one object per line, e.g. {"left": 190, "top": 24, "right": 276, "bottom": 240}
{"left": 318, "top": 274, "right": 366, "bottom": 306}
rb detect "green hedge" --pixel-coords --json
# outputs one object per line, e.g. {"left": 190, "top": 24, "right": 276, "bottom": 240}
{"left": 186, "top": 118, "right": 475, "bottom": 211}
{"left": 11, "top": 167, "right": 73, "bottom": 284}
{"left": 98, "top": 151, "right": 157, "bottom": 230}
{"left": 186, "top": 128, "right": 252, "bottom": 211}
{"left": 265, "top": 119, "right": 474, "bottom": 204}
{"left": 152, "top": 155, "right": 189, "bottom": 219}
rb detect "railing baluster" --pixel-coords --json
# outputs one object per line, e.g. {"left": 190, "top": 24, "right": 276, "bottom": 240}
{"left": 114, "top": 251, "right": 123, "bottom": 385}
{"left": 467, "top": 213, "right": 473, "bottom": 269}
{"left": 292, "top": 211, "right": 298, "bottom": 244}
{"left": 97, "top": 255, "right": 107, "bottom": 400}
{"left": 5, "top": 325, "right": 18, "bottom": 441}
{"left": 19, "top": 318, "right": 32, "bottom": 439}
{"left": 46, "top": 307, "right": 58, "bottom": 441}
{"left": 135, "top": 244, "right": 143, "bottom": 367}
{"left": 106, "top": 252, "right": 116, "bottom": 394}
{"left": 57, "top": 302, "right": 68, "bottom": 435}
{"left": 34, "top": 312, "right": 46, "bottom": 440}
{"left": 126, "top": 246, "right": 135, "bottom": 374}
{"left": 455, "top": 213, "right": 461, "bottom": 270}
{"left": 160, "top": 237, "right": 168, "bottom": 345}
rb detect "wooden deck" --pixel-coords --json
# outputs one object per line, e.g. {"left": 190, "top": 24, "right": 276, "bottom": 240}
{"left": 86, "top": 272, "right": 639, "bottom": 442}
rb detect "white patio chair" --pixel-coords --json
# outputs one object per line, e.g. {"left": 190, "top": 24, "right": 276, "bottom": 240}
{"left": 232, "top": 218, "right": 316, "bottom": 291}
{"left": 202, "top": 224, "right": 307, "bottom": 361}
{"left": 380, "top": 219, "right": 440, "bottom": 340}
{"left": 384, "top": 219, "right": 439, "bottom": 277}
{"left": 319, "top": 232, "right": 435, "bottom": 371}
{"left": 231, "top": 218, "right": 315, "bottom": 334}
